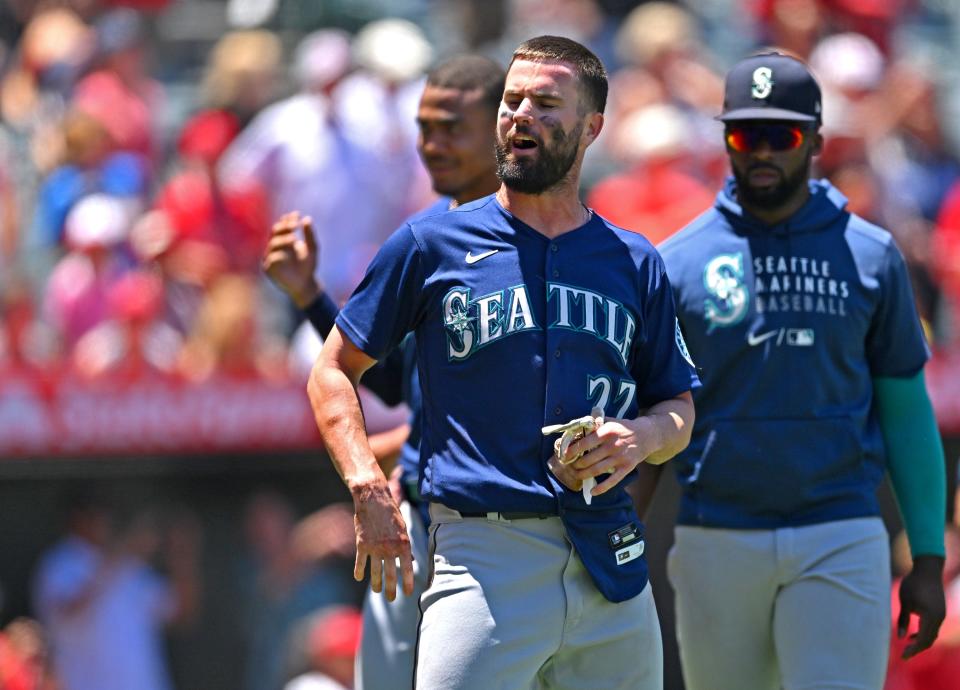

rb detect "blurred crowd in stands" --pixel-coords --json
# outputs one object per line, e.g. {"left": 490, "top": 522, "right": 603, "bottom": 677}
{"left": 1, "top": 0, "right": 960, "bottom": 688}
{"left": 1, "top": 0, "right": 960, "bottom": 389}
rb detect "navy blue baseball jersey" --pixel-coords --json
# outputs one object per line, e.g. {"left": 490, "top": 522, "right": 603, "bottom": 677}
{"left": 659, "top": 178, "right": 929, "bottom": 529}
{"left": 337, "top": 194, "right": 698, "bottom": 601}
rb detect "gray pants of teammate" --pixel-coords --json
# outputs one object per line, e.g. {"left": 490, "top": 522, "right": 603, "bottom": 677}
{"left": 356, "top": 499, "right": 429, "bottom": 690}
{"left": 668, "top": 518, "right": 891, "bottom": 690}
{"left": 414, "top": 503, "right": 663, "bottom": 690}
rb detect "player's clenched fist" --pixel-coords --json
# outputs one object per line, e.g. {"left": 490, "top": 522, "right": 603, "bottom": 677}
{"left": 351, "top": 480, "right": 415, "bottom": 602}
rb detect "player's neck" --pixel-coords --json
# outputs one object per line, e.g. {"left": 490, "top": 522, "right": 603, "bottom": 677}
{"left": 452, "top": 173, "right": 501, "bottom": 208}
{"left": 496, "top": 179, "right": 591, "bottom": 238}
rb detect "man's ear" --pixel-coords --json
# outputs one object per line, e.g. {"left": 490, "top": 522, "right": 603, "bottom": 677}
{"left": 584, "top": 112, "right": 604, "bottom": 144}
{"left": 810, "top": 129, "right": 824, "bottom": 156}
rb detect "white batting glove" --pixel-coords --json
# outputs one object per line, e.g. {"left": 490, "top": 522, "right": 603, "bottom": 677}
{"left": 542, "top": 407, "right": 604, "bottom": 505}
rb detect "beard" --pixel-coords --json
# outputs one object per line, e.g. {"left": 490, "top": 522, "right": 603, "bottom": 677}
{"left": 733, "top": 156, "right": 811, "bottom": 209}
{"left": 495, "top": 121, "right": 583, "bottom": 194}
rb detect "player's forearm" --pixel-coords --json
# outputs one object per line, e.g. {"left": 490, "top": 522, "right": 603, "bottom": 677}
{"left": 636, "top": 393, "right": 694, "bottom": 465}
{"left": 308, "top": 361, "right": 388, "bottom": 495}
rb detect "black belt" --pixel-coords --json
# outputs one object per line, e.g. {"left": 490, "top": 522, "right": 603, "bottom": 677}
{"left": 458, "top": 511, "right": 555, "bottom": 520}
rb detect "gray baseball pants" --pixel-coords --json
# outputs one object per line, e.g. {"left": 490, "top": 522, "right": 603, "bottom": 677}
{"left": 668, "top": 517, "right": 891, "bottom": 690}
{"left": 413, "top": 503, "right": 663, "bottom": 690}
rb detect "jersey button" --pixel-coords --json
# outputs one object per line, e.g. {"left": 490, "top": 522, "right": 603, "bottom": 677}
{"left": 550, "top": 244, "right": 558, "bottom": 253}
{"left": 554, "top": 349, "right": 561, "bottom": 358}
{"left": 554, "top": 406, "right": 563, "bottom": 416}
{"left": 552, "top": 269, "right": 560, "bottom": 278}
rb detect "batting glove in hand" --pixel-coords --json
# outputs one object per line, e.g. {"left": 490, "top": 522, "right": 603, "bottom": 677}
{"left": 542, "top": 407, "right": 604, "bottom": 505}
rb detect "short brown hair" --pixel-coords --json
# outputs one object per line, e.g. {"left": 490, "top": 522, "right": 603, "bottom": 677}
{"left": 426, "top": 54, "right": 506, "bottom": 113}
{"left": 510, "top": 35, "right": 608, "bottom": 114}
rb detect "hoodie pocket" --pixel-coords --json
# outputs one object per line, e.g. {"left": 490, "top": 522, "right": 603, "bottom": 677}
{"left": 686, "top": 417, "right": 862, "bottom": 518}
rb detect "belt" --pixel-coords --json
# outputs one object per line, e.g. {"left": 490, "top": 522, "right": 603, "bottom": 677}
{"left": 458, "top": 511, "right": 556, "bottom": 521}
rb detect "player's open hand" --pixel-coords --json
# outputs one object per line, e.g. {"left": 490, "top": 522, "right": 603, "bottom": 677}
{"left": 262, "top": 211, "right": 321, "bottom": 308}
{"left": 352, "top": 480, "right": 415, "bottom": 602}
{"left": 560, "top": 417, "right": 657, "bottom": 497}
{"left": 897, "top": 554, "right": 946, "bottom": 659}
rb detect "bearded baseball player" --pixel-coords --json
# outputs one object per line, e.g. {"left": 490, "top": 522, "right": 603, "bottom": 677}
{"left": 649, "top": 52, "right": 947, "bottom": 690}
{"left": 264, "top": 55, "right": 505, "bottom": 690}
{"left": 308, "top": 36, "right": 698, "bottom": 690}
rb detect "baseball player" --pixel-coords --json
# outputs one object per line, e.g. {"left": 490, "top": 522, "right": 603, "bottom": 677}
{"left": 308, "top": 36, "right": 699, "bottom": 690}
{"left": 264, "top": 55, "right": 505, "bottom": 690}
{"left": 650, "top": 52, "right": 947, "bottom": 690}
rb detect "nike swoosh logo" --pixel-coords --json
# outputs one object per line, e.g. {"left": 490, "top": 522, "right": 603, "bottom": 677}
{"left": 465, "top": 249, "right": 499, "bottom": 264}
{"left": 746, "top": 329, "right": 780, "bottom": 346}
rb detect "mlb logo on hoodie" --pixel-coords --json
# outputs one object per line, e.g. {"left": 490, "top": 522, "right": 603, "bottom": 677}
{"left": 786, "top": 328, "right": 815, "bottom": 346}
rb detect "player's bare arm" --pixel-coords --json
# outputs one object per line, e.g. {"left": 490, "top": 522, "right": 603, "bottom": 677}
{"left": 307, "top": 325, "right": 414, "bottom": 601}
{"left": 262, "top": 211, "right": 321, "bottom": 309}
{"left": 556, "top": 391, "right": 694, "bottom": 497}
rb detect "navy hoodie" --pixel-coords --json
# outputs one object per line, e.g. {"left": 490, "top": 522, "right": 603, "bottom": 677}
{"left": 659, "top": 178, "right": 929, "bottom": 528}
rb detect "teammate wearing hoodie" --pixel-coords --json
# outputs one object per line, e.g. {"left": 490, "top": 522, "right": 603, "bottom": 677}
{"left": 653, "top": 52, "right": 947, "bottom": 690}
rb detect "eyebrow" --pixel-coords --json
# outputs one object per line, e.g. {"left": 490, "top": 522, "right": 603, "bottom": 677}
{"left": 416, "top": 113, "right": 462, "bottom": 125}
{"left": 503, "top": 89, "right": 563, "bottom": 101}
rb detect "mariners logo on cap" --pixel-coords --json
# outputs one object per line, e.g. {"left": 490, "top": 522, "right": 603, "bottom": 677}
{"left": 751, "top": 66, "right": 774, "bottom": 99}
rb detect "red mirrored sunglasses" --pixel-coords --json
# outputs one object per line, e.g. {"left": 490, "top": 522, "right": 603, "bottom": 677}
{"left": 725, "top": 124, "right": 807, "bottom": 153}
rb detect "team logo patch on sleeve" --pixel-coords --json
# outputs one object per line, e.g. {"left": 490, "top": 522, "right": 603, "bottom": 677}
{"left": 675, "top": 318, "right": 695, "bottom": 367}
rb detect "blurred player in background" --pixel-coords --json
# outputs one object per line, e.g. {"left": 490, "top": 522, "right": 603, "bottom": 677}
{"left": 263, "top": 54, "right": 504, "bottom": 690}
{"left": 32, "top": 494, "right": 200, "bottom": 690}
{"left": 307, "top": 35, "right": 697, "bottom": 690}
{"left": 652, "top": 52, "right": 947, "bottom": 690}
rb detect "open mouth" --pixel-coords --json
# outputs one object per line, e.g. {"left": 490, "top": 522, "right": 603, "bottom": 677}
{"left": 512, "top": 134, "right": 538, "bottom": 151}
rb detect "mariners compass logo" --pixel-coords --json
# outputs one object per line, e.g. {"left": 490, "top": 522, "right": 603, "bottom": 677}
{"left": 751, "top": 67, "right": 774, "bottom": 99}
{"left": 703, "top": 253, "right": 749, "bottom": 332}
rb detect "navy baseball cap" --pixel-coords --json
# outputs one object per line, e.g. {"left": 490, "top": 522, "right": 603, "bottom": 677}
{"left": 718, "top": 52, "right": 822, "bottom": 124}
